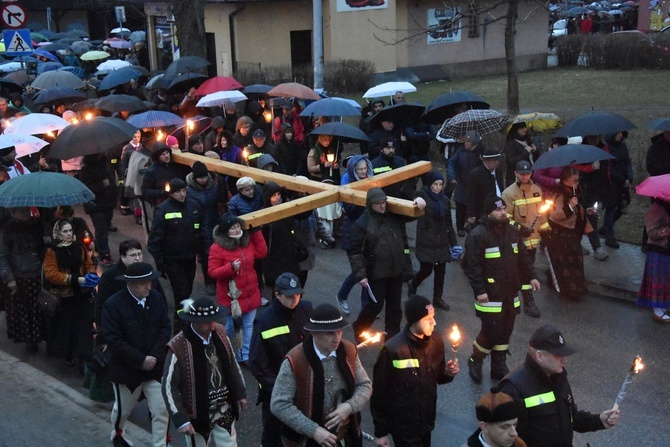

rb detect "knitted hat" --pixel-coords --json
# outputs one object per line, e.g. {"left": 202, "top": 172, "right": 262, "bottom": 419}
{"left": 218, "top": 213, "right": 243, "bottom": 234}
{"left": 253, "top": 129, "right": 266, "bottom": 138}
{"left": 304, "top": 304, "right": 349, "bottom": 332}
{"left": 381, "top": 137, "right": 396, "bottom": 149}
{"left": 211, "top": 116, "right": 225, "bottom": 130}
{"left": 178, "top": 297, "right": 225, "bottom": 322}
{"left": 483, "top": 195, "right": 505, "bottom": 215}
{"left": 166, "top": 135, "right": 178, "bottom": 147}
{"left": 475, "top": 390, "right": 519, "bottom": 423}
{"left": 464, "top": 130, "right": 481, "bottom": 145}
{"left": 404, "top": 295, "right": 433, "bottom": 326}
{"left": 236, "top": 176, "right": 256, "bottom": 189}
{"left": 188, "top": 134, "right": 203, "bottom": 146}
{"left": 426, "top": 171, "right": 445, "bottom": 186}
{"left": 366, "top": 187, "right": 387, "bottom": 204}
{"left": 530, "top": 325, "right": 576, "bottom": 356}
{"left": 192, "top": 161, "right": 208, "bottom": 178}
{"left": 168, "top": 177, "right": 186, "bottom": 192}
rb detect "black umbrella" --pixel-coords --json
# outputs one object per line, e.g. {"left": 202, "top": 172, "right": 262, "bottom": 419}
{"left": 164, "top": 56, "right": 211, "bottom": 77}
{"left": 154, "top": 73, "right": 207, "bottom": 93}
{"left": 98, "top": 67, "right": 143, "bottom": 91}
{"left": 49, "top": 117, "right": 138, "bottom": 159}
{"left": 369, "top": 102, "right": 425, "bottom": 128}
{"left": 555, "top": 111, "right": 637, "bottom": 137}
{"left": 532, "top": 144, "right": 616, "bottom": 170}
{"left": 309, "top": 121, "right": 370, "bottom": 142}
{"left": 648, "top": 118, "right": 670, "bottom": 132}
{"left": 0, "top": 76, "right": 24, "bottom": 93}
{"left": 32, "top": 87, "right": 86, "bottom": 105}
{"left": 424, "top": 91, "right": 490, "bottom": 124}
{"left": 95, "top": 94, "right": 148, "bottom": 113}
{"left": 41, "top": 43, "right": 69, "bottom": 53}
{"left": 70, "top": 98, "right": 99, "bottom": 113}
{"left": 241, "top": 84, "right": 273, "bottom": 96}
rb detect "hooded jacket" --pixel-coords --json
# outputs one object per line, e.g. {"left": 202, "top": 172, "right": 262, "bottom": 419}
{"left": 340, "top": 155, "right": 374, "bottom": 252}
{"left": 261, "top": 181, "right": 300, "bottom": 283}
{"left": 186, "top": 172, "right": 225, "bottom": 248}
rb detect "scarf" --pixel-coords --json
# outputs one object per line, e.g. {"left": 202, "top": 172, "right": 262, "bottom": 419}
{"left": 423, "top": 186, "right": 446, "bottom": 219}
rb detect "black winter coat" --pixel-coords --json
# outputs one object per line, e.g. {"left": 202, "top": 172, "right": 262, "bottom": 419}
{"left": 148, "top": 197, "right": 203, "bottom": 269}
{"left": 499, "top": 354, "right": 605, "bottom": 447}
{"left": 646, "top": 133, "right": 670, "bottom": 176}
{"left": 466, "top": 164, "right": 504, "bottom": 220}
{"left": 261, "top": 181, "right": 300, "bottom": 284}
{"left": 371, "top": 327, "right": 453, "bottom": 441}
{"left": 414, "top": 189, "right": 457, "bottom": 264}
{"left": 79, "top": 160, "right": 118, "bottom": 213}
{"left": 248, "top": 298, "right": 312, "bottom": 403}
{"left": 101, "top": 288, "right": 171, "bottom": 390}
{"left": 141, "top": 161, "right": 188, "bottom": 205}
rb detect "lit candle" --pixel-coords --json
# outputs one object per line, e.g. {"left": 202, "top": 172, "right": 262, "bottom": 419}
{"left": 156, "top": 130, "right": 164, "bottom": 142}
{"left": 326, "top": 153, "right": 335, "bottom": 177}
{"left": 356, "top": 331, "right": 383, "bottom": 349}
{"left": 242, "top": 148, "right": 249, "bottom": 164}
{"left": 164, "top": 182, "right": 170, "bottom": 193}
{"left": 82, "top": 231, "right": 92, "bottom": 250}
{"left": 528, "top": 200, "right": 553, "bottom": 232}
{"left": 185, "top": 119, "right": 194, "bottom": 151}
{"left": 448, "top": 325, "right": 460, "bottom": 362}
{"left": 84, "top": 112, "right": 93, "bottom": 120}
{"left": 263, "top": 110, "right": 272, "bottom": 123}
{"left": 612, "top": 356, "right": 644, "bottom": 411}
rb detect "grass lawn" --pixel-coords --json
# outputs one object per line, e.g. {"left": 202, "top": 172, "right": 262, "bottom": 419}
{"left": 382, "top": 67, "right": 665, "bottom": 245}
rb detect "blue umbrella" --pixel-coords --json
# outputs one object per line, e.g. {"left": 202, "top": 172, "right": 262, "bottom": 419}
{"left": 32, "top": 87, "right": 86, "bottom": 105}
{"left": 566, "top": 6, "right": 587, "bottom": 17}
{"left": 648, "top": 118, "right": 670, "bottom": 132}
{"left": 555, "top": 111, "right": 637, "bottom": 137}
{"left": 532, "top": 144, "right": 616, "bottom": 170}
{"left": 309, "top": 121, "right": 370, "bottom": 142}
{"left": 241, "top": 84, "right": 273, "bottom": 95}
{"left": 33, "top": 49, "right": 59, "bottom": 62}
{"left": 98, "top": 67, "right": 143, "bottom": 91}
{"left": 425, "top": 91, "right": 490, "bottom": 124}
{"left": 37, "top": 61, "right": 64, "bottom": 74}
{"left": 300, "top": 98, "right": 361, "bottom": 117}
{"left": 126, "top": 110, "right": 185, "bottom": 129}
{"left": 59, "top": 66, "right": 86, "bottom": 79}
{"left": 0, "top": 171, "right": 95, "bottom": 207}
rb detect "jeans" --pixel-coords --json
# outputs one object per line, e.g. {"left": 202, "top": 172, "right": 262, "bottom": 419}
{"left": 602, "top": 206, "right": 622, "bottom": 239}
{"left": 89, "top": 209, "right": 113, "bottom": 256}
{"left": 337, "top": 272, "right": 370, "bottom": 306}
{"left": 225, "top": 308, "right": 257, "bottom": 362}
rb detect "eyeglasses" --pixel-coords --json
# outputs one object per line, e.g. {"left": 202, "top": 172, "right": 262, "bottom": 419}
{"left": 229, "top": 224, "right": 242, "bottom": 230}
{"left": 241, "top": 125, "right": 251, "bottom": 129}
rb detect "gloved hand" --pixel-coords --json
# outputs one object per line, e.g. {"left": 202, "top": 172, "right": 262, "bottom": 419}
{"left": 518, "top": 225, "right": 533, "bottom": 237}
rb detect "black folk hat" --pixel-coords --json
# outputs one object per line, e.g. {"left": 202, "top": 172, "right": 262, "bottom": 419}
{"left": 178, "top": 297, "right": 225, "bottom": 322}
{"left": 304, "top": 303, "right": 349, "bottom": 332}
{"left": 116, "top": 262, "right": 160, "bottom": 282}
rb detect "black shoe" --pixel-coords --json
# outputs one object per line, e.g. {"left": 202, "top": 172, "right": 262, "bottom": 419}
{"left": 605, "top": 239, "right": 620, "bottom": 249}
{"left": 468, "top": 357, "right": 483, "bottom": 384}
{"left": 523, "top": 297, "right": 541, "bottom": 318}
{"left": 433, "top": 297, "right": 450, "bottom": 311}
{"left": 120, "top": 206, "right": 131, "bottom": 216}
{"left": 135, "top": 216, "right": 143, "bottom": 225}
{"left": 108, "top": 225, "right": 118, "bottom": 232}
{"left": 490, "top": 351, "right": 509, "bottom": 381}
{"left": 457, "top": 230, "right": 466, "bottom": 237}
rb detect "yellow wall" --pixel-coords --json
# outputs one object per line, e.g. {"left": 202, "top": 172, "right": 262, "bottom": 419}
{"left": 204, "top": 3, "right": 235, "bottom": 76}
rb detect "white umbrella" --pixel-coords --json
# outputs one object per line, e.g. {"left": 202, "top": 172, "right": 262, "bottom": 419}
{"left": 363, "top": 81, "right": 417, "bottom": 99}
{"left": 4, "top": 113, "right": 70, "bottom": 136}
{"left": 0, "top": 62, "right": 24, "bottom": 73}
{"left": 97, "top": 59, "right": 131, "bottom": 71}
{"left": 146, "top": 73, "right": 164, "bottom": 90}
{"left": 197, "top": 90, "right": 248, "bottom": 107}
{"left": 110, "top": 27, "right": 131, "bottom": 34}
{"left": 0, "top": 133, "right": 49, "bottom": 157}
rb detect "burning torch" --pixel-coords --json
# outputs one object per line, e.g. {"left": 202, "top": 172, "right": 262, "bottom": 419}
{"left": 356, "top": 331, "right": 383, "bottom": 349}
{"left": 448, "top": 325, "right": 460, "bottom": 362}
{"left": 185, "top": 119, "right": 194, "bottom": 151}
{"left": 528, "top": 200, "right": 553, "bottom": 232}
{"left": 612, "top": 356, "right": 644, "bottom": 411}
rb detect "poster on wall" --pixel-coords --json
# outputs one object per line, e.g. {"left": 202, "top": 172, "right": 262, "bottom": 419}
{"left": 337, "top": 0, "right": 388, "bottom": 13}
{"left": 427, "top": 8, "right": 462, "bottom": 44}
{"left": 649, "top": 0, "right": 670, "bottom": 31}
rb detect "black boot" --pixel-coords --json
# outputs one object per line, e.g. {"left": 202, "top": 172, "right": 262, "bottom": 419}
{"left": 468, "top": 356, "right": 483, "bottom": 384}
{"left": 433, "top": 296, "right": 450, "bottom": 311}
{"left": 490, "top": 350, "right": 510, "bottom": 381}
{"left": 522, "top": 291, "right": 541, "bottom": 318}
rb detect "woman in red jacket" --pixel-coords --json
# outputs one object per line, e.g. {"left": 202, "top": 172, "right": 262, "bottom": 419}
{"left": 208, "top": 213, "right": 267, "bottom": 363}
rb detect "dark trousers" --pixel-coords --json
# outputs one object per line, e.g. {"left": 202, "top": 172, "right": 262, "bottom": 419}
{"left": 455, "top": 202, "right": 467, "bottom": 231}
{"left": 165, "top": 258, "right": 197, "bottom": 328}
{"left": 602, "top": 206, "right": 622, "bottom": 239}
{"left": 261, "top": 398, "right": 283, "bottom": 447}
{"left": 392, "top": 432, "right": 432, "bottom": 447}
{"left": 352, "top": 275, "right": 403, "bottom": 341}
{"left": 411, "top": 261, "right": 446, "bottom": 299}
{"left": 89, "top": 208, "right": 114, "bottom": 256}
{"left": 585, "top": 212, "right": 601, "bottom": 250}
{"left": 473, "top": 303, "right": 517, "bottom": 360}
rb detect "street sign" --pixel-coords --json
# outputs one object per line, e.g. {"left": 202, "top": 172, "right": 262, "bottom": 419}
{"left": 3, "top": 29, "right": 33, "bottom": 56}
{"left": 115, "top": 6, "right": 126, "bottom": 23}
{"left": 1, "top": 2, "right": 26, "bottom": 28}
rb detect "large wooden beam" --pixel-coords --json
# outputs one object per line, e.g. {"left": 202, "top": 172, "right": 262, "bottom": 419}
{"left": 239, "top": 189, "right": 339, "bottom": 229}
{"left": 346, "top": 161, "right": 432, "bottom": 190}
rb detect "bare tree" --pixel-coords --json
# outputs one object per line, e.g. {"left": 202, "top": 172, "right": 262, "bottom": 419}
{"left": 171, "top": 0, "right": 207, "bottom": 60}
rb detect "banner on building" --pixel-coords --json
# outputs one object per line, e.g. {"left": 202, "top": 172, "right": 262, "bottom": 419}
{"left": 427, "top": 8, "right": 462, "bottom": 44}
{"left": 337, "top": 0, "right": 388, "bottom": 13}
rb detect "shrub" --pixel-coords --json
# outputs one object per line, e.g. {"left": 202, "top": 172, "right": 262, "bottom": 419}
{"left": 556, "top": 35, "right": 585, "bottom": 67}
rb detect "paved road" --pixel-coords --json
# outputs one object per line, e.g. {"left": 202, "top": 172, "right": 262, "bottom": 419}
{"left": 0, "top": 206, "right": 668, "bottom": 446}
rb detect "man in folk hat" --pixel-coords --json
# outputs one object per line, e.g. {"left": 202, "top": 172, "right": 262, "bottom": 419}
{"left": 271, "top": 303, "right": 372, "bottom": 447}
{"left": 148, "top": 177, "right": 204, "bottom": 331}
{"left": 499, "top": 325, "right": 620, "bottom": 447}
{"left": 371, "top": 295, "right": 459, "bottom": 447}
{"left": 162, "top": 297, "right": 248, "bottom": 447}
{"left": 501, "top": 160, "right": 547, "bottom": 318}
{"left": 249, "top": 272, "right": 313, "bottom": 447}
{"left": 466, "top": 147, "right": 504, "bottom": 229}
{"left": 462, "top": 195, "right": 540, "bottom": 384}
{"left": 462, "top": 390, "right": 526, "bottom": 447}
{"left": 101, "top": 262, "right": 171, "bottom": 447}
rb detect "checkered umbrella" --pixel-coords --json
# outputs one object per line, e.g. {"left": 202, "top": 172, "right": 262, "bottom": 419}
{"left": 0, "top": 171, "right": 95, "bottom": 208}
{"left": 437, "top": 109, "right": 512, "bottom": 142}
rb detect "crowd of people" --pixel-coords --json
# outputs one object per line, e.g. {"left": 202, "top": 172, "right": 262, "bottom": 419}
{"left": 0, "top": 68, "right": 665, "bottom": 446}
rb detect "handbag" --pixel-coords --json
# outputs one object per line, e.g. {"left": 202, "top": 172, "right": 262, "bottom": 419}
{"left": 38, "top": 287, "right": 60, "bottom": 319}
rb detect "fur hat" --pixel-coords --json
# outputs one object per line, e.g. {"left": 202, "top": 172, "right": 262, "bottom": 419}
{"left": 405, "top": 295, "right": 433, "bottom": 326}
{"left": 304, "top": 304, "right": 349, "bottom": 332}
{"left": 475, "top": 389, "right": 519, "bottom": 423}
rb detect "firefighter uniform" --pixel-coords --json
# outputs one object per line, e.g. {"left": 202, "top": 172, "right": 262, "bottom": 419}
{"left": 501, "top": 171, "right": 548, "bottom": 317}
{"left": 463, "top": 198, "right": 535, "bottom": 382}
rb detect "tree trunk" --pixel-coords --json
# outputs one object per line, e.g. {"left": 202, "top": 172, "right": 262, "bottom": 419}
{"left": 172, "top": 0, "right": 207, "bottom": 60}
{"left": 504, "top": 0, "right": 520, "bottom": 115}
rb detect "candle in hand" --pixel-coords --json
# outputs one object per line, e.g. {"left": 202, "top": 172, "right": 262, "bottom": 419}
{"left": 448, "top": 325, "right": 460, "bottom": 362}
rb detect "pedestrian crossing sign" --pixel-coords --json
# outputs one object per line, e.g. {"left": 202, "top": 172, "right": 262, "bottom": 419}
{"left": 3, "top": 29, "right": 33, "bottom": 56}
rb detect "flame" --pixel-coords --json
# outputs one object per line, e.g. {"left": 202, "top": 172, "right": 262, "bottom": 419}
{"left": 164, "top": 182, "right": 170, "bottom": 192}
{"left": 539, "top": 200, "right": 553, "bottom": 214}
{"left": 187, "top": 119, "right": 194, "bottom": 130}
{"left": 359, "top": 331, "right": 382, "bottom": 345}
{"left": 449, "top": 325, "right": 460, "bottom": 344}
{"left": 326, "top": 153, "right": 335, "bottom": 162}
{"left": 633, "top": 356, "right": 644, "bottom": 373}
{"left": 156, "top": 130, "right": 164, "bottom": 141}
{"left": 71, "top": 118, "right": 79, "bottom": 124}
{"left": 84, "top": 112, "right": 93, "bottom": 120}
{"left": 263, "top": 110, "right": 272, "bottom": 123}
{"left": 242, "top": 149, "right": 248, "bottom": 160}
{"left": 46, "top": 131, "right": 55, "bottom": 138}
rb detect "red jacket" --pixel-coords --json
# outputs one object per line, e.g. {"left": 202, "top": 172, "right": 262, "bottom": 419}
{"left": 208, "top": 227, "right": 267, "bottom": 314}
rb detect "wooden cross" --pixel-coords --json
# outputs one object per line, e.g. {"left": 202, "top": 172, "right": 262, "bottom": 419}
{"left": 172, "top": 151, "right": 431, "bottom": 228}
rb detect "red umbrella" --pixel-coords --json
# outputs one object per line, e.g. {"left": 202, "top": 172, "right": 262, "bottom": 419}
{"left": 194, "top": 76, "right": 244, "bottom": 96}
{"left": 268, "top": 82, "right": 320, "bottom": 100}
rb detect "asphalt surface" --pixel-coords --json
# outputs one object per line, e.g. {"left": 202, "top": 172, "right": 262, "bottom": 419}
{"left": 0, "top": 205, "right": 668, "bottom": 447}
